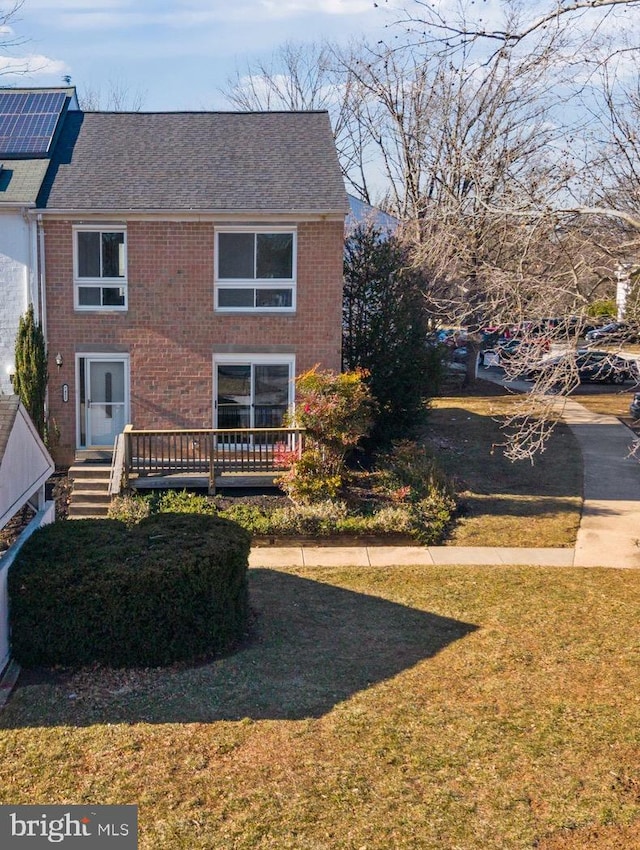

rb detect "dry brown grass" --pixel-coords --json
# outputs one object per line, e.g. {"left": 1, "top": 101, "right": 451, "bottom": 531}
{"left": 571, "top": 386, "right": 638, "bottom": 426}
{"left": 428, "top": 381, "right": 583, "bottom": 546}
{"left": 1, "top": 564, "right": 639, "bottom": 849}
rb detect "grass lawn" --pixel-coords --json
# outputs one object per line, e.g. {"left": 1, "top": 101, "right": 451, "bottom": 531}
{"left": 429, "top": 380, "right": 583, "bottom": 547}
{"left": 571, "top": 386, "right": 638, "bottom": 430}
{"left": 1, "top": 564, "right": 640, "bottom": 849}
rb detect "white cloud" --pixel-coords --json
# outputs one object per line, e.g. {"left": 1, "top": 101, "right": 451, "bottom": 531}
{"left": 0, "top": 53, "right": 70, "bottom": 77}
{"left": 24, "top": 0, "right": 129, "bottom": 9}
{"left": 259, "top": 0, "right": 373, "bottom": 15}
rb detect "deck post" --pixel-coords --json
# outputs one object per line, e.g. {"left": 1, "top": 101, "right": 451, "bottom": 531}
{"left": 123, "top": 424, "right": 133, "bottom": 490}
{"left": 208, "top": 441, "right": 216, "bottom": 495}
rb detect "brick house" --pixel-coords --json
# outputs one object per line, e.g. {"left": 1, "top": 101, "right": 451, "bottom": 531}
{"left": 36, "top": 109, "right": 348, "bottom": 466}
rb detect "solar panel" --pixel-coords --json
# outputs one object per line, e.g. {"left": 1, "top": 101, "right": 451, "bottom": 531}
{"left": 0, "top": 91, "right": 67, "bottom": 156}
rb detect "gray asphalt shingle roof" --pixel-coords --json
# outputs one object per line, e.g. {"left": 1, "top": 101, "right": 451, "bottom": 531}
{"left": 0, "top": 395, "right": 19, "bottom": 464}
{"left": 38, "top": 110, "right": 348, "bottom": 213}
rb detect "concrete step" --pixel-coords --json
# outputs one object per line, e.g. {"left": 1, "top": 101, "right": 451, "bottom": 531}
{"left": 69, "top": 464, "right": 111, "bottom": 481}
{"left": 70, "top": 489, "right": 111, "bottom": 503}
{"left": 68, "top": 462, "right": 113, "bottom": 519}
{"left": 70, "top": 478, "right": 112, "bottom": 489}
{"left": 68, "top": 503, "right": 111, "bottom": 519}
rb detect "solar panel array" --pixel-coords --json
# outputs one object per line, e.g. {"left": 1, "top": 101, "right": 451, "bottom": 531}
{"left": 0, "top": 91, "right": 67, "bottom": 157}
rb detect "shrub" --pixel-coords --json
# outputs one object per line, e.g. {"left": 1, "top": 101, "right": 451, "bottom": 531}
{"left": 374, "top": 441, "right": 456, "bottom": 544}
{"left": 279, "top": 367, "right": 374, "bottom": 504}
{"left": 276, "top": 448, "right": 343, "bottom": 504}
{"left": 154, "top": 489, "right": 218, "bottom": 516}
{"left": 8, "top": 513, "right": 250, "bottom": 668}
{"left": 108, "top": 494, "right": 151, "bottom": 526}
{"left": 343, "top": 224, "right": 442, "bottom": 447}
{"left": 13, "top": 304, "right": 48, "bottom": 440}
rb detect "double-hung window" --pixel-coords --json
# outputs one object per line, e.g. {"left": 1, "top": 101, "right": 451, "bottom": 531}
{"left": 215, "top": 227, "right": 296, "bottom": 311}
{"left": 74, "top": 226, "right": 127, "bottom": 310}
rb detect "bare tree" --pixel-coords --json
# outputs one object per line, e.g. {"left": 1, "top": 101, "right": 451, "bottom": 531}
{"left": 77, "top": 79, "right": 147, "bottom": 111}
{"left": 223, "top": 41, "right": 340, "bottom": 112}
{"left": 221, "top": 40, "right": 364, "bottom": 190}
{"left": 0, "top": 2, "right": 32, "bottom": 77}
{"left": 222, "top": 1, "right": 640, "bottom": 458}
{"left": 386, "top": 0, "right": 640, "bottom": 57}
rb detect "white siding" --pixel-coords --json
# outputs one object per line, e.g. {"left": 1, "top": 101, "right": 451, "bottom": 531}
{"left": 0, "top": 211, "right": 35, "bottom": 395}
{"left": 0, "top": 405, "right": 54, "bottom": 528}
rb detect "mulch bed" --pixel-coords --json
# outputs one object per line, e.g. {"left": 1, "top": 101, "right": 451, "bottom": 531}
{"left": 0, "top": 505, "right": 36, "bottom": 554}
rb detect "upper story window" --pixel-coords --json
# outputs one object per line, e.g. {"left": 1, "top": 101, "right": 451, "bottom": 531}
{"left": 74, "top": 226, "right": 127, "bottom": 310}
{"left": 215, "top": 228, "right": 296, "bottom": 312}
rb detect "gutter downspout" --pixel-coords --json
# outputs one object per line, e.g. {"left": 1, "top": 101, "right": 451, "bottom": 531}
{"left": 37, "top": 214, "right": 47, "bottom": 341}
{"left": 23, "top": 206, "right": 39, "bottom": 323}
{"left": 36, "top": 213, "right": 50, "bottom": 431}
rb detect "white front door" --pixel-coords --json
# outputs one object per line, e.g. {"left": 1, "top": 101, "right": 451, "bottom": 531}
{"left": 79, "top": 356, "right": 128, "bottom": 449}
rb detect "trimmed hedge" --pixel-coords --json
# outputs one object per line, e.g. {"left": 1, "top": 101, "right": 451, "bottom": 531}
{"left": 8, "top": 513, "right": 250, "bottom": 668}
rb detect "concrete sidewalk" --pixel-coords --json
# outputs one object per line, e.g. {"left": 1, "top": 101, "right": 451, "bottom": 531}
{"left": 251, "top": 373, "right": 640, "bottom": 570}
{"left": 495, "top": 371, "right": 640, "bottom": 568}
{"left": 249, "top": 545, "right": 575, "bottom": 568}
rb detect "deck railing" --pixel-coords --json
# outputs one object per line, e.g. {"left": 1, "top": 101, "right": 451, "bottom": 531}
{"left": 118, "top": 425, "right": 305, "bottom": 493}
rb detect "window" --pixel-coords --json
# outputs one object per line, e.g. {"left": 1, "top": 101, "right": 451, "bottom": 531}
{"left": 74, "top": 226, "right": 127, "bottom": 310}
{"left": 214, "top": 355, "right": 295, "bottom": 429}
{"left": 215, "top": 228, "right": 296, "bottom": 311}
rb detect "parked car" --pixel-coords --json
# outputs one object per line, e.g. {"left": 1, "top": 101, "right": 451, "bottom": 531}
{"left": 480, "top": 336, "right": 550, "bottom": 367}
{"left": 525, "top": 349, "right": 639, "bottom": 385}
{"left": 584, "top": 322, "right": 638, "bottom": 345}
{"left": 630, "top": 392, "right": 640, "bottom": 419}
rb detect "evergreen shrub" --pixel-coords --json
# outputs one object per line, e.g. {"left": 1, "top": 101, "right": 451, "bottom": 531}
{"left": 8, "top": 513, "right": 250, "bottom": 668}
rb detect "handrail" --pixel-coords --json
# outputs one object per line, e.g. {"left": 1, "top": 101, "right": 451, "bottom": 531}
{"left": 108, "top": 432, "right": 127, "bottom": 496}
{"left": 124, "top": 427, "right": 301, "bottom": 435}
{"left": 121, "top": 426, "right": 305, "bottom": 492}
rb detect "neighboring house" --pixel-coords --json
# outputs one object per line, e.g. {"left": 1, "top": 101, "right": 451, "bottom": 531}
{"left": 0, "top": 395, "right": 55, "bottom": 674}
{"left": 0, "top": 395, "right": 54, "bottom": 529}
{"left": 346, "top": 194, "right": 399, "bottom": 237}
{"left": 616, "top": 262, "right": 640, "bottom": 321}
{"left": 0, "top": 87, "right": 79, "bottom": 394}
{"left": 34, "top": 108, "right": 348, "bottom": 465}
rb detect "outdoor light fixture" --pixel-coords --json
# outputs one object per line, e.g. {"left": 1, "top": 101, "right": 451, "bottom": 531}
{"left": 55, "top": 352, "right": 63, "bottom": 369}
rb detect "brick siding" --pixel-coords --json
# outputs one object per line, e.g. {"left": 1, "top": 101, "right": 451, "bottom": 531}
{"left": 45, "top": 219, "right": 344, "bottom": 462}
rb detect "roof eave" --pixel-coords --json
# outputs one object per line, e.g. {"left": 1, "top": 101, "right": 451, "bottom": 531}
{"left": 0, "top": 201, "right": 36, "bottom": 208}
{"left": 34, "top": 207, "right": 350, "bottom": 220}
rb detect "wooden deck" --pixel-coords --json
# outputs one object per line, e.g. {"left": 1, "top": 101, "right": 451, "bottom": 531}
{"left": 129, "top": 471, "right": 280, "bottom": 490}
{"left": 111, "top": 425, "right": 304, "bottom": 495}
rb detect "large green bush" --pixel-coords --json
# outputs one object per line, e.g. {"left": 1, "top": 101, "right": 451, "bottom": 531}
{"left": 343, "top": 224, "right": 441, "bottom": 447}
{"left": 8, "top": 513, "right": 250, "bottom": 668}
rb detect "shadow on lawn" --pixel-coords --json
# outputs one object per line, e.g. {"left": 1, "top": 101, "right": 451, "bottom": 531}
{"left": 1, "top": 569, "right": 477, "bottom": 727}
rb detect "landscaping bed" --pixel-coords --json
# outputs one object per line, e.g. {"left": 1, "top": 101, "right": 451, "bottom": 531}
{"left": 251, "top": 532, "right": 418, "bottom": 547}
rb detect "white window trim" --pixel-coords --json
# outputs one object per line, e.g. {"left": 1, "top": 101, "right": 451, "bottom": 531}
{"left": 213, "top": 353, "right": 296, "bottom": 428}
{"left": 73, "top": 224, "right": 128, "bottom": 312}
{"left": 214, "top": 226, "right": 297, "bottom": 313}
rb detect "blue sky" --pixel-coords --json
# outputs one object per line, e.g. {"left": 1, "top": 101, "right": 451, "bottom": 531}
{"left": 0, "top": 0, "right": 397, "bottom": 110}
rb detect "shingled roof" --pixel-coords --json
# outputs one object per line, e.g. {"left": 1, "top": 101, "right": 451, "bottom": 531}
{"left": 0, "top": 159, "right": 49, "bottom": 204}
{"left": 38, "top": 110, "right": 348, "bottom": 214}
{"left": 0, "top": 395, "right": 18, "bottom": 465}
